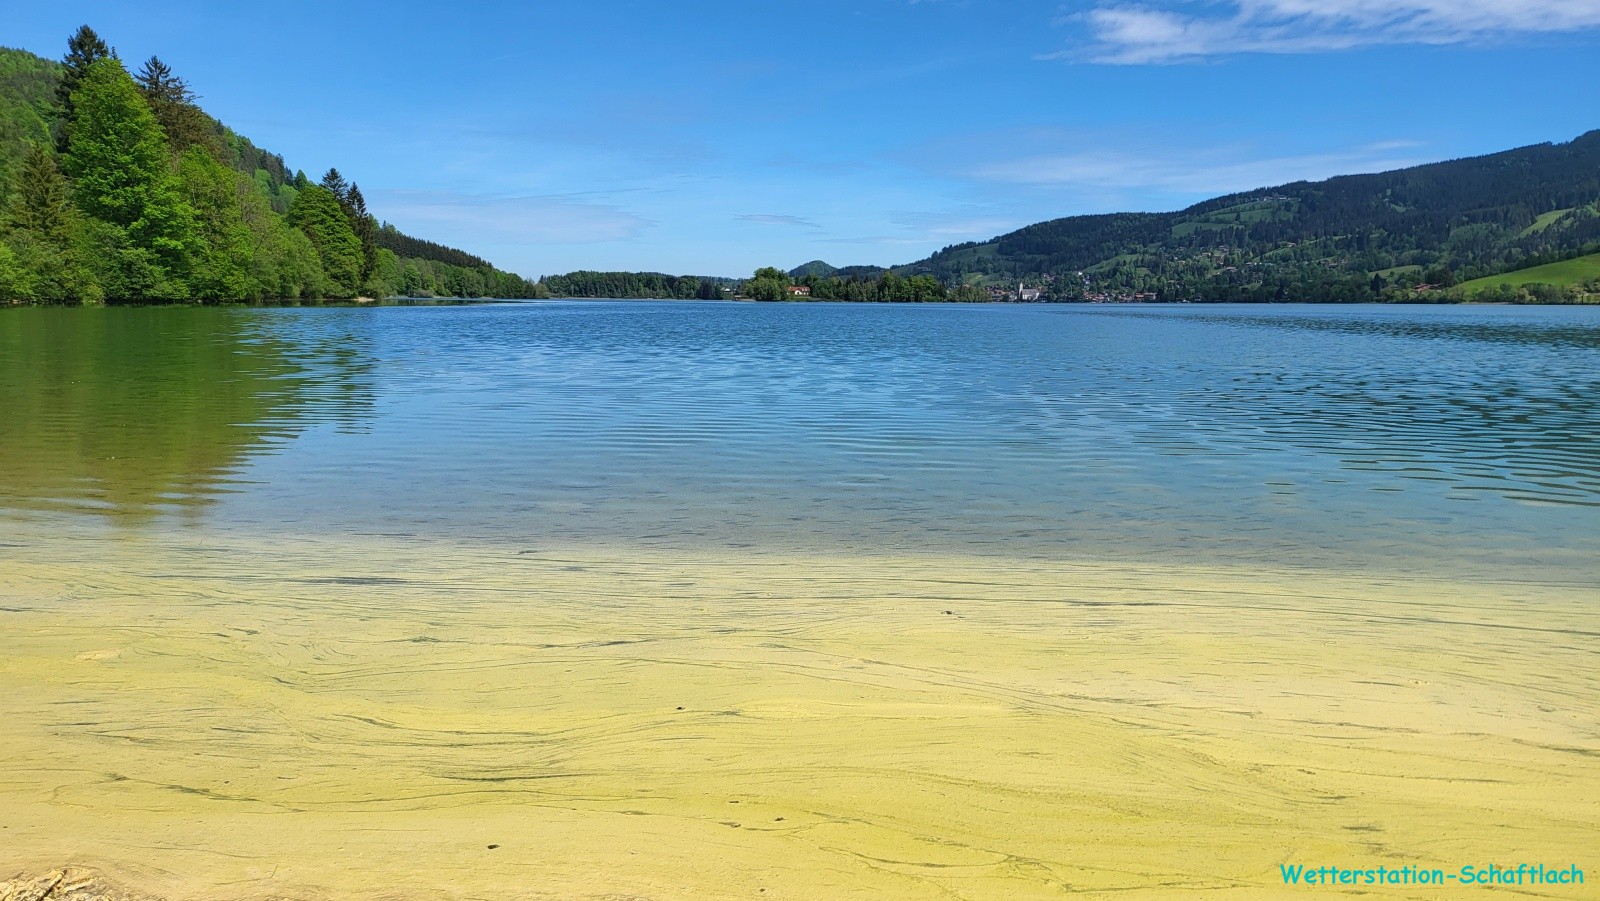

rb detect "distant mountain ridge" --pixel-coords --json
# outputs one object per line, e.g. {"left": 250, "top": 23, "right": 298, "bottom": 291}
{"left": 894, "top": 131, "right": 1600, "bottom": 302}
{"left": 788, "top": 261, "right": 886, "bottom": 281}
{"left": 788, "top": 260, "right": 836, "bottom": 278}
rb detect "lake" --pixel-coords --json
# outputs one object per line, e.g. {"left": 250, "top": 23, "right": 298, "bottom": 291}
{"left": 2, "top": 302, "right": 1597, "bottom": 899}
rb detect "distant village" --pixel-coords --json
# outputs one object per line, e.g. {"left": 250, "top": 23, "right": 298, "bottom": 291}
{"left": 985, "top": 279, "right": 1160, "bottom": 304}
{"left": 780, "top": 280, "right": 1164, "bottom": 303}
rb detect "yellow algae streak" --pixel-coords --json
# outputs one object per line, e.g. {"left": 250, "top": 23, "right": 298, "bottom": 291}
{"left": 1, "top": 537, "right": 1596, "bottom": 900}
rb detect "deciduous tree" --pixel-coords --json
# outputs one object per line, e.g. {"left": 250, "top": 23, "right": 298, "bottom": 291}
{"left": 287, "top": 184, "right": 361, "bottom": 297}
{"left": 63, "top": 58, "right": 198, "bottom": 300}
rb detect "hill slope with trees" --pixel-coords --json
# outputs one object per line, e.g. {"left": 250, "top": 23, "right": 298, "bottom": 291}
{"left": 0, "top": 28, "right": 540, "bottom": 304}
{"left": 899, "top": 132, "right": 1600, "bottom": 302}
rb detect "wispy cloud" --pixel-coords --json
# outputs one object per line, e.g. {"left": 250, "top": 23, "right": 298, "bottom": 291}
{"left": 910, "top": 125, "right": 1427, "bottom": 205}
{"left": 1059, "top": 0, "right": 1600, "bottom": 64}
{"left": 736, "top": 213, "right": 823, "bottom": 229}
{"left": 970, "top": 140, "right": 1426, "bottom": 194}
{"left": 890, "top": 208, "right": 1023, "bottom": 242}
{"left": 370, "top": 190, "right": 654, "bottom": 246}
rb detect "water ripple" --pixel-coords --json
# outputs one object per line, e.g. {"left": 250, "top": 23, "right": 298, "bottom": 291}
{"left": 3, "top": 302, "right": 1597, "bottom": 576}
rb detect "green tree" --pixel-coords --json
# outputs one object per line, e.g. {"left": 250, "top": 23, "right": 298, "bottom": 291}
{"left": 287, "top": 184, "right": 361, "bottom": 296}
{"left": 346, "top": 183, "right": 378, "bottom": 284}
{"left": 400, "top": 260, "right": 424, "bottom": 296}
{"left": 5, "top": 143, "right": 73, "bottom": 240}
{"left": 745, "top": 266, "right": 788, "bottom": 301}
{"left": 907, "top": 274, "right": 943, "bottom": 302}
{"left": 368, "top": 247, "right": 402, "bottom": 298}
{"left": 63, "top": 58, "right": 199, "bottom": 300}
{"left": 1422, "top": 265, "right": 1458, "bottom": 288}
{"left": 320, "top": 168, "right": 350, "bottom": 202}
{"left": 878, "top": 271, "right": 908, "bottom": 301}
{"left": 177, "top": 147, "right": 252, "bottom": 300}
{"left": 54, "top": 25, "right": 113, "bottom": 151}
{"left": 1, "top": 143, "right": 100, "bottom": 304}
{"left": 135, "top": 56, "right": 218, "bottom": 156}
{"left": 316, "top": 169, "right": 379, "bottom": 286}
{"left": 0, "top": 239, "right": 31, "bottom": 302}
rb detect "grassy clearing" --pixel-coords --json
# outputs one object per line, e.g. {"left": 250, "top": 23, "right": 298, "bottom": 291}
{"left": 1372, "top": 265, "right": 1422, "bottom": 279}
{"left": 1459, "top": 252, "right": 1600, "bottom": 295}
{"left": 1084, "top": 253, "right": 1145, "bottom": 273}
{"left": 1519, "top": 208, "right": 1573, "bottom": 237}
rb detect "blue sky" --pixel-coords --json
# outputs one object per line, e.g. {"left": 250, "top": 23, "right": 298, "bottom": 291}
{"left": 8, "top": 1, "right": 1600, "bottom": 277}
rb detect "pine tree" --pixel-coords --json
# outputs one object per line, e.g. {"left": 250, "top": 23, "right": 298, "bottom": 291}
{"left": 347, "top": 183, "right": 368, "bottom": 220}
{"left": 4, "top": 144, "right": 73, "bottom": 241}
{"left": 320, "top": 168, "right": 350, "bottom": 204}
{"left": 134, "top": 56, "right": 186, "bottom": 103}
{"left": 346, "top": 183, "right": 378, "bottom": 282}
{"left": 135, "top": 56, "right": 217, "bottom": 155}
{"left": 55, "top": 25, "right": 114, "bottom": 151}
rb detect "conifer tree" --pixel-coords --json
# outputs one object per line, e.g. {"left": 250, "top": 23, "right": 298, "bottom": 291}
{"left": 347, "top": 183, "right": 369, "bottom": 220}
{"left": 55, "top": 25, "right": 114, "bottom": 151}
{"left": 346, "top": 183, "right": 378, "bottom": 282}
{"left": 135, "top": 56, "right": 217, "bottom": 155}
{"left": 5, "top": 144, "right": 73, "bottom": 240}
{"left": 320, "top": 168, "right": 350, "bottom": 204}
{"left": 133, "top": 56, "right": 186, "bottom": 103}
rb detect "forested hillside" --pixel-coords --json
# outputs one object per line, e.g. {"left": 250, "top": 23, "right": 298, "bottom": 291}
{"left": 902, "top": 132, "right": 1600, "bottom": 302}
{"left": 540, "top": 270, "right": 734, "bottom": 299}
{"left": 788, "top": 261, "right": 887, "bottom": 281}
{"left": 0, "top": 28, "right": 540, "bottom": 304}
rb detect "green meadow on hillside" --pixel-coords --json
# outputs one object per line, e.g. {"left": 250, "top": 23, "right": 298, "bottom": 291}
{"left": 1458, "top": 252, "right": 1600, "bottom": 298}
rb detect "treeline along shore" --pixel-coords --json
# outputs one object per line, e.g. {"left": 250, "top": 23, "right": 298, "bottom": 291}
{"left": 0, "top": 27, "right": 540, "bottom": 305}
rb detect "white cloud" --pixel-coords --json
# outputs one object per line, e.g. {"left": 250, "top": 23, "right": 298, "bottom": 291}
{"left": 1065, "top": 0, "right": 1600, "bottom": 63}
{"left": 370, "top": 190, "right": 653, "bottom": 246}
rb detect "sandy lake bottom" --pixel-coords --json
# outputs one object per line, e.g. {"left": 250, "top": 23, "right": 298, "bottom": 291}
{"left": 3, "top": 534, "right": 1595, "bottom": 900}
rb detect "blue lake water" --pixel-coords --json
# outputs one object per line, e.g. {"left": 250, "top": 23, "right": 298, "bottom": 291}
{"left": 3, "top": 301, "right": 1597, "bottom": 581}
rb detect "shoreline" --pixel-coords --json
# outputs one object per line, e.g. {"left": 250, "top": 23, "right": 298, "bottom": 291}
{"left": 9, "top": 296, "right": 1600, "bottom": 309}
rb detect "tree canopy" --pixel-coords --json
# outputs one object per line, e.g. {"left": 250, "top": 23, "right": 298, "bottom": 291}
{"left": 0, "top": 32, "right": 539, "bottom": 305}
{"left": 288, "top": 185, "right": 362, "bottom": 297}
